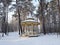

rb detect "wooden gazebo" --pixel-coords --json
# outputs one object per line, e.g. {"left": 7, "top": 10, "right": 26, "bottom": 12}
{"left": 21, "top": 14, "right": 40, "bottom": 37}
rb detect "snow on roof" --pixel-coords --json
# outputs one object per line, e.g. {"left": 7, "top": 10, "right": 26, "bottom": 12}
{"left": 22, "top": 13, "right": 40, "bottom": 23}
{"left": 22, "top": 19, "right": 37, "bottom": 22}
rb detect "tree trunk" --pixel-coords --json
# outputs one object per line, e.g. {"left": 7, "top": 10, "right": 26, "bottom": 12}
{"left": 2, "top": 0, "right": 8, "bottom": 35}
{"left": 16, "top": 0, "right": 22, "bottom": 35}
{"left": 40, "top": 0, "right": 46, "bottom": 34}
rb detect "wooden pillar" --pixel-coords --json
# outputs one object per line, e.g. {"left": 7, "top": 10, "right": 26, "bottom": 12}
{"left": 26, "top": 25, "right": 28, "bottom": 35}
{"left": 27, "top": 25, "right": 29, "bottom": 35}
{"left": 32, "top": 24, "right": 34, "bottom": 35}
{"left": 27, "top": 25, "right": 31, "bottom": 36}
{"left": 37, "top": 24, "right": 39, "bottom": 34}
{"left": 23, "top": 25, "right": 25, "bottom": 33}
{"left": 22, "top": 24, "right": 25, "bottom": 34}
{"left": 26, "top": 25, "right": 29, "bottom": 35}
{"left": 25, "top": 24, "right": 27, "bottom": 34}
{"left": 38, "top": 24, "right": 39, "bottom": 33}
{"left": 34, "top": 24, "right": 39, "bottom": 35}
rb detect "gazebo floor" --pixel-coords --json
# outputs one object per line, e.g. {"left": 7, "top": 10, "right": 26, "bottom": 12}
{"left": 21, "top": 33, "right": 39, "bottom": 37}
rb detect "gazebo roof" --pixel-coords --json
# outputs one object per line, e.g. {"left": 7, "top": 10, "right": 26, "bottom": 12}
{"left": 21, "top": 13, "right": 40, "bottom": 25}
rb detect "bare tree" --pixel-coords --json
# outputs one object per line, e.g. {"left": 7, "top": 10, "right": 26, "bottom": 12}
{"left": 1, "top": 0, "right": 12, "bottom": 36}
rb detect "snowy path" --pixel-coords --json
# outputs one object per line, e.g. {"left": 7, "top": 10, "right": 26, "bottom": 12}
{"left": 0, "top": 32, "right": 60, "bottom": 45}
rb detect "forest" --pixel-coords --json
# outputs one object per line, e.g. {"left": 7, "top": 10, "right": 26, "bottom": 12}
{"left": 0, "top": 0, "right": 60, "bottom": 36}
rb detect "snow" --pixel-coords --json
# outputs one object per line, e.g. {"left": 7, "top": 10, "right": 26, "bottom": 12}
{"left": 0, "top": 32, "right": 60, "bottom": 45}
{"left": 22, "top": 19, "right": 38, "bottom": 23}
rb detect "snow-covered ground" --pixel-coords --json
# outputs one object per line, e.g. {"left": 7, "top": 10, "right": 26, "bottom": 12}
{"left": 0, "top": 32, "right": 60, "bottom": 45}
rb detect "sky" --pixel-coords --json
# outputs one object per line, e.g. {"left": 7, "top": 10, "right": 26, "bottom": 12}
{"left": 8, "top": 11, "right": 15, "bottom": 23}
{"left": 8, "top": 0, "right": 51, "bottom": 23}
